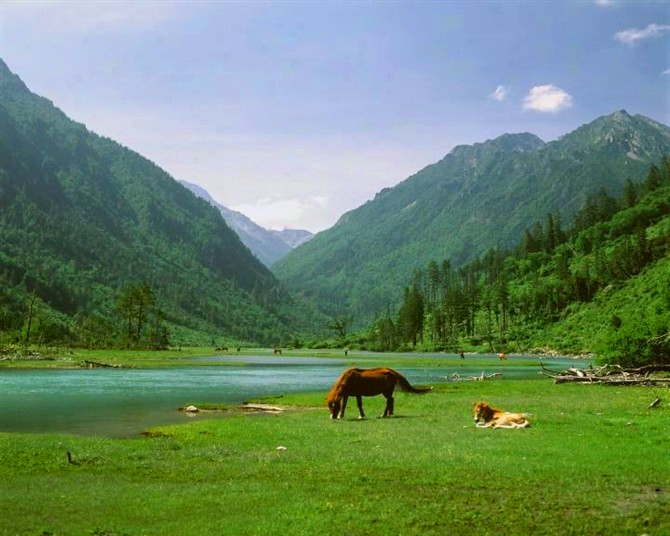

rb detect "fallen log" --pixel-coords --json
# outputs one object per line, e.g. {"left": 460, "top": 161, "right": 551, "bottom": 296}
{"left": 449, "top": 372, "right": 502, "bottom": 381}
{"left": 82, "top": 360, "right": 127, "bottom": 369}
{"left": 542, "top": 362, "right": 670, "bottom": 386}
{"left": 241, "top": 403, "right": 285, "bottom": 413}
{"left": 625, "top": 364, "right": 670, "bottom": 375}
{"left": 553, "top": 376, "right": 670, "bottom": 385}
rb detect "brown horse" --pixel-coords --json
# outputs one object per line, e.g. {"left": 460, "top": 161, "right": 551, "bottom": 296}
{"left": 326, "top": 367, "right": 432, "bottom": 419}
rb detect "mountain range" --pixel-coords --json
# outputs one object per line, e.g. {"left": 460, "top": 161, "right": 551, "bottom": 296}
{"left": 0, "top": 58, "right": 322, "bottom": 345}
{"left": 180, "top": 180, "right": 313, "bottom": 267}
{"left": 274, "top": 110, "right": 670, "bottom": 323}
{"left": 2, "top": 55, "right": 669, "bottom": 346}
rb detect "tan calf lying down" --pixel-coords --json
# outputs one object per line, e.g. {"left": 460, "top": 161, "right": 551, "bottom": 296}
{"left": 473, "top": 402, "right": 530, "bottom": 429}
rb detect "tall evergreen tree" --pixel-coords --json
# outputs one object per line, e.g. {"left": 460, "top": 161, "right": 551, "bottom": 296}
{"left": 644, "top": 164, "right": 662, "bottom": 193}
{"left": 622, "top": 179, "right": 638, "bottom": 208}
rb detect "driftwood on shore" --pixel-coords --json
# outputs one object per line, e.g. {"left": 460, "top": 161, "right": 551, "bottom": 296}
{"left": 82, "top": 360, "right": 129, "bottom": 369}
{"left": 241, "top": 403, "right": 285, "bottom": 413}
{"left": 449, "top": 371, "right": 503, "bottom": 382}
{"left": 178, "top": 403, "right": 285, "bottom": 414}
{"left": 541, "top": 363, "right": 670, "bottom": 386}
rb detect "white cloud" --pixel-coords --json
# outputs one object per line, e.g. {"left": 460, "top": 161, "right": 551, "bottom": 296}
{"left": 522, "top": 85, "right": 573, "bottom": 113}
{"left": 662, "top": 68, "right": 670, "bottom": 75}
{"left": 231, "top": 195, "right": 330, "bottom": 231}
{"left": 489, "top": 85, "right": 509, "bottom": 102}
{"left": 614, "top": 23, "right": 670, "bottom": 45}
{"left": 595, "top": 0, "right": 614, "bottom": 6}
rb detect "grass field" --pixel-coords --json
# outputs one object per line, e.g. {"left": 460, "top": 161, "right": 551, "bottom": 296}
{"left": 1, "top": 376, "right": 668, "bottom": 535}
{"left": 0, "top": 346, "right": 553, "bottom": 369}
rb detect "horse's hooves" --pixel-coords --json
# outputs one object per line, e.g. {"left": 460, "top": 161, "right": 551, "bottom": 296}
{"left": 358, "top": 416, "right": 365, "bottom": 420}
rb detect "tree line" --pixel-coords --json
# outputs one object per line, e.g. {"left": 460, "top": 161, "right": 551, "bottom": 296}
{"left": 363, "top": 158, "right": 670, "bottom": 365}
{"left": 0, "top": 281, "right": 172, "bottom": 352}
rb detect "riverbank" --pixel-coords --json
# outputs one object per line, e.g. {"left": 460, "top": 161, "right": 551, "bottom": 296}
{"left": 0, "top": 346, "right": 229, "bottom": 368}
{"left": 1, "top": 378, "right": 668, "bottom": 535}
{"left": 0, "top": 345, "right": 590, "bottom": 369}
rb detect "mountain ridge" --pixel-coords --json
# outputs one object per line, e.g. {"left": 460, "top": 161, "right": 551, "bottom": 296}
{"left": 0, "top": 58, "right": 319, "bottom": 345}
{"left": 179, "top": 180, "right": 313, "bottom": 266}
{"left": 274, "top": 110, "right": 670, "bottom": 323}
{"left": 271, "top": 228, "right": 313, "bottom": 249}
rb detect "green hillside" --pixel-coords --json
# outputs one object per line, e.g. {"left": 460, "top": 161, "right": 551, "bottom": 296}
{"left": 274, "top": 112, "right": 670, "bottom": 325}
{"left": 0, "top": 59, "right": 325, "bottom": 347}
{"left": 350, "top": 163, "right": 670, "bottom": 365}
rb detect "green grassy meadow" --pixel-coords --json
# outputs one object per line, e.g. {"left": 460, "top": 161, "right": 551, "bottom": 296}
{"left": 1, "top": 375, "right": 668, "bottom": 535}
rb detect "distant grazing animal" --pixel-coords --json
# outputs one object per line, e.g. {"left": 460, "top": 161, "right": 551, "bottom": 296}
{"left": 273, "top": 348, "right": 282, "bottom": 355}
{"left": 215, "top": 346, "right": 228, "bottom": 352}
{"left": 326, "top": 367, "right": 432, "bottom": 420}
{"left": 497, "top": 352, "right": 508, "bottom": 361}
{"left": 473, "top": 402, "right": 530, "bottom": 429}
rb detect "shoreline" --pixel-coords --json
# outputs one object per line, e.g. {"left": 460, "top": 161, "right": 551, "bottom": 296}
{"left": 0, "top": 346, "right": 595, "bottom": 370}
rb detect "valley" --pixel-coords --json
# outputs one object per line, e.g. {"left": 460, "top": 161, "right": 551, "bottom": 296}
{"left": 1, "top": 59, "right": 668, "bottom": 367}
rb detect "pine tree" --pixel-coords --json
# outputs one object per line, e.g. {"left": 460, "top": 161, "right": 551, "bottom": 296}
{"left": 622, "top": 179, "right": 638, "bottom": 208}
{"left": 644, "top": 164, "right": 662, "bottom": 193}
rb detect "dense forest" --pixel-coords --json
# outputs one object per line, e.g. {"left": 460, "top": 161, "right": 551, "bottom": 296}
{"left": 0, "top": 59, "right": 327, "bottom": 349}
{"left": 325, "top": 161, "right": 670, "bottom": 366}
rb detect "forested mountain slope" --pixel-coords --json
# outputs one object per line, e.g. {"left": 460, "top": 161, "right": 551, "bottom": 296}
{"left": 274, "top": 111, "right": 670, "bottom": 323}
{"left": 359, "top": 165, "right": 670, "bottom": 365}
{"left": 0, "top": 59, "right": 322, "bottom": 346}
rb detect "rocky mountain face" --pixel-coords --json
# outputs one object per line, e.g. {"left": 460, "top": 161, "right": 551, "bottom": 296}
{"left": 274, "top": 110, "right": 670, "bottom": 322}
{"left": 180, "top": 180, "right": 313, "bottom": 266}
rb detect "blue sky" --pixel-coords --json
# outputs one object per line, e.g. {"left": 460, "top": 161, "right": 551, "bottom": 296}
{"left": 1, "top": 1, "right": 668, "bottom": 232}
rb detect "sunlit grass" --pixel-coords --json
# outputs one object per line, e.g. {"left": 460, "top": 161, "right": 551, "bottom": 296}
{"left": 1, "top": 379, "right": 668, "bottom": 535}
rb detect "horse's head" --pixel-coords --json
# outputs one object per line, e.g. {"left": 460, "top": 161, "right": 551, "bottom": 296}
{"left": 327, "top": 398, "right": 341, "bottom": 419}
{"left": 473, "top": 402, "right": 493, "bottom": 424}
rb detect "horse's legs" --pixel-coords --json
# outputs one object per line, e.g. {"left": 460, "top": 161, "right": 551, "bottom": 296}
{"left": 339, "top": 396, "right": 348, "bottom": 419}
{"left": 356, "top": 396, "right": 365, "bottom": 419}
{"left": 382, "top": 393, "right": 394, "bottom": 417}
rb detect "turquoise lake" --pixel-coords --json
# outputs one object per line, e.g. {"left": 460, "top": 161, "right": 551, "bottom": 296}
{"left": 0, "top": 354, "right": 587, "bottom": 437}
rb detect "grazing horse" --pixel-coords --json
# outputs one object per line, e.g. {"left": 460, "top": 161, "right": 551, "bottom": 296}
{"left": 497, "top": 352, "right": 507, "bottom": 361}
{"left": 473, "top": 402, "right": 530, "bottom": 429}
{"left": 273, "top": 348, "right": 282, "bottom": 355}
{"left": 326, "top": 367, "right": 432, "bottom": 420}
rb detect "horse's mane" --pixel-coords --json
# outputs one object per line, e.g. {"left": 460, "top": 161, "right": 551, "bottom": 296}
{"left": 475, "top": 402, "right": 500, "bottom": 421}
{"left": 326, "top": 368, "right": 358, "bottom": 404}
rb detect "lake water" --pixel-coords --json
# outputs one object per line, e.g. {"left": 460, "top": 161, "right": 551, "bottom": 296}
{"left": 0, "top": 354, "right": 586, "bottom": 437}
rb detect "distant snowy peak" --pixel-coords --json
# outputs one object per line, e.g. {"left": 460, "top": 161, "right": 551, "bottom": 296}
{"left": 179, "top": 180, "right": 312, "bottom": 266}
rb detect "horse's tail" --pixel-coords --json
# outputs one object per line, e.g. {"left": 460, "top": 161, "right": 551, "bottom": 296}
{"left": 393, "top": 371, "right": 432, "bottom": 394}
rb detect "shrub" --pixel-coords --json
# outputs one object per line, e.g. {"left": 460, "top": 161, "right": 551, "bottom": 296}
{"left": 599, "top": 315, "right": 670, "bottom": 367}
